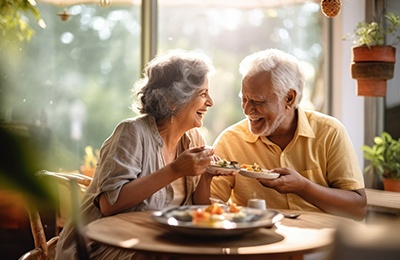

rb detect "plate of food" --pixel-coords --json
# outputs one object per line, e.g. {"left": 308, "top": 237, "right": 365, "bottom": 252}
{"left": 151, "top": 203, "right": 283, "bottom": 237}
{"left": 207, "top": 159, "right": 241, "bottom": 175}
{"left": 239, "top": 163, "right": 280, "bottom": 179}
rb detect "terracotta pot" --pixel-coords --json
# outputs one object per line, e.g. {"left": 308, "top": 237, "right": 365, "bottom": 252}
{"left": 383, "top": 178, "right": 400, "bottom": 192}
{"left": 351, "top": 46, "right": 396, "bottom": 97}
{"left": 352, "top": 46, "right": 396, "bottom": 62}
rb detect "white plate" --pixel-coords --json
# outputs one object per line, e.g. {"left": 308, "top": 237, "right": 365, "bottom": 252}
{"left": 206, "top": 165, "right": 240, "bottom": 175}
{"left": 239, "top": 169, "right": 280, "bottom": 179}
{"left": 151, "top": 205, "right": 283, "bottom": 237}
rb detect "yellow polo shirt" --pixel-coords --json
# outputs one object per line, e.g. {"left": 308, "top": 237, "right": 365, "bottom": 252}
{"left": 211, "top": 108, "right": 364, "bottom": 212}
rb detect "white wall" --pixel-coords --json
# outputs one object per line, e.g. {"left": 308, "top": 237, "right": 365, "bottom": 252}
{"left": 331, "top": 0, "right": 366, "bottom": 169}
{"left": 387, "top": 0, "right": 400, "bottom": 108}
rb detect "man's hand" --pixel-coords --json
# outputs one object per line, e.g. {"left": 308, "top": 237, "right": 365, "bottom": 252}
{"left": 257, "top": 167, "right": 308, "bottom": 194}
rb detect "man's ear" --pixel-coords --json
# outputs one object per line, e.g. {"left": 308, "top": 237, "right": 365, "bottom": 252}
{"left": 286, "top": 89, "right": 296, "bottom": 106}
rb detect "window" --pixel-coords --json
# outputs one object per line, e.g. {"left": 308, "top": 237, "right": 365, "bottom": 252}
{"left": 1, "top": 3, "right": 141, "bottom": 170}
{"left": 0, "top": 0, "right": 326, "bottom": 171}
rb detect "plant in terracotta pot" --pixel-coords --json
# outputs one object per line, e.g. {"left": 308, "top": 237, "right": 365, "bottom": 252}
{"left": 362, "top": 132, "right": 400, "bottom": 192}
{"left": 79, "top": 146, "right": 99, "bottom": 177}
{"left": 347, "top": 12, "right": 400, "bottom": 97}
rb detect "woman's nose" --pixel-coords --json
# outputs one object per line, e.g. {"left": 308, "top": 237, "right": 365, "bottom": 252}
{"left": 206, "top": 94, "right": 214, "bottom": 107}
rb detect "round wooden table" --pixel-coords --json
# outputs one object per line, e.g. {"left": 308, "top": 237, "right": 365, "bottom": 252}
{"left": 84, "top": 210, "right": 356, "bottom": 260}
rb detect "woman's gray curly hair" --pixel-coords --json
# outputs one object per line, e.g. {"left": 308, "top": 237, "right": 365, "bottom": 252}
{"left": 131, "top": 49, "right": 215, "bottom": 121}
{"left": 239, "top": 48, "right": 305, "bottom": 108}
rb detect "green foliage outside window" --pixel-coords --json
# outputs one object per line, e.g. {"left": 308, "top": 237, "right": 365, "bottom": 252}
{"left": 0, "top": 0, "right": 45, "bottom": 41}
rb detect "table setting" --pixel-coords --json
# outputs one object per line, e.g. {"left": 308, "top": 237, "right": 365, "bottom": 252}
{"left": 84, "top": 196, "right": 354, "bottom": 259}
{"left": 151, "top": 203, "right": 284, "bottom": 237}
{"left": 82, "top": 158, "right": 358, "bottom": 259}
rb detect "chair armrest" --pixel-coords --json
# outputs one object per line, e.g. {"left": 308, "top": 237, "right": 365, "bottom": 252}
{"left": 54, "top": 172, "right": 92, "bottom": 187}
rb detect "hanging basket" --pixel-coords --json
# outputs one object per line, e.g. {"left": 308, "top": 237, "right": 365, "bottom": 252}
{"left": 351, "top": 46, "right": 396, "bottom": 97}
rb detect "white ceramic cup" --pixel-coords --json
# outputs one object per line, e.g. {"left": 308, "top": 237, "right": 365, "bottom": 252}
{"left": 247, "top": 199, "right": 267, "bottom": 210}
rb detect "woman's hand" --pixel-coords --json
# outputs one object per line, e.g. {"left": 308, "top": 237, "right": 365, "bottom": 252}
{"left": 170, "top": 146, "right": 214, "bottom": 177}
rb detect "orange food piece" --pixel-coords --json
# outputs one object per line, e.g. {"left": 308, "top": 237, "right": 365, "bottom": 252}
{"left": 240, "top": 163, "right": 262, "bottom": 172}
{"left": 204, "top": 203, "right": 224, "bottom": 214}
{"left": 229, "top": 203, "right": 240, "bottom": 213}
{"left": 192, "top": 209, "right": 211, "bottom": 224}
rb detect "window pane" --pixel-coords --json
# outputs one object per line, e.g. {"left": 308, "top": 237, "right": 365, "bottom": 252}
{"left": 1, "top": 3, "right": 141, "bottom": 171}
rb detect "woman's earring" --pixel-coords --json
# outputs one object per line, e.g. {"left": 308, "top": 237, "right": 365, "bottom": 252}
{"left": 170, "top": 116, "right": 174, "bottom": 124}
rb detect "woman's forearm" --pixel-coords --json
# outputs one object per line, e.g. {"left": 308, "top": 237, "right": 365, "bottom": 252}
{"left": 193, "top": 174, "right": 213, "bottom": 205}
{"left": 99, "top": 164, "right": 179, "bottom": 216}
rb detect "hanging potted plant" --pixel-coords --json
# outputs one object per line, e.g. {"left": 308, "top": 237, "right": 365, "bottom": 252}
{"left": 362, "top": 132, "right": 400, "bottom": 192}
{"left": 347, "top": 12, "right": 400, "bottom": 97}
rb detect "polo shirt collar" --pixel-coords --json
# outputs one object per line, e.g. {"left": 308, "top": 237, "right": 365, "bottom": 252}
{"left": 296, "top": 108, "right": 315, "bottom": 138}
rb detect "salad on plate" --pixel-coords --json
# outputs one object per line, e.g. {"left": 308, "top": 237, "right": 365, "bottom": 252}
{"left": 207, "top": 159, "right": 241, "bottom": 175}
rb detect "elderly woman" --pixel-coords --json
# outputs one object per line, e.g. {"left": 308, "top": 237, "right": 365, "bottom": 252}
{"left": 56, "top": 49, "right": 216, "bottom": 259}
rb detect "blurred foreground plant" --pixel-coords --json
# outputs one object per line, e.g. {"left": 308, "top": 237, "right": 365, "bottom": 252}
{"left": 0, "top": 126, "right": 55, "bottom": 205}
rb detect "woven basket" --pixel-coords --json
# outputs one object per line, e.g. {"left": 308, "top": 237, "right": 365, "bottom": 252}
{"left": 321, "top": 0, "right": 342, "bottom": 18}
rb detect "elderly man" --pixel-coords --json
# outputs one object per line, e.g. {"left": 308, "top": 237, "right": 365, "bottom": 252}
{"left": 211, "top": 49, "right": 366, "bottom": 220}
